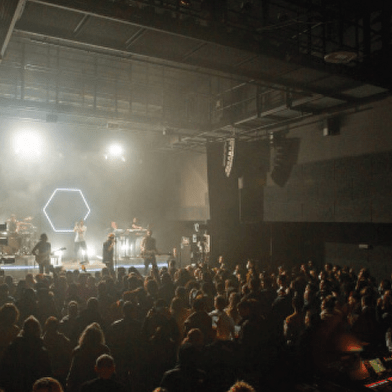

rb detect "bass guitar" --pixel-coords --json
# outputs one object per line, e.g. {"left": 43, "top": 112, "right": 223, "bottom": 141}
{"left": 34, "top": 247, "right": 66, "bottom": 264}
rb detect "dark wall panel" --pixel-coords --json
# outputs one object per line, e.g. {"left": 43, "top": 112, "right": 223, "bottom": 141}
{"left": 265, "top": 149, "right": 392, "bottom": 224}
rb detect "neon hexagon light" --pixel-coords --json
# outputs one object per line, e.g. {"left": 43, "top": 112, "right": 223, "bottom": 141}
{"left": 43, "top": 188, "right": 91, "bottom": 233}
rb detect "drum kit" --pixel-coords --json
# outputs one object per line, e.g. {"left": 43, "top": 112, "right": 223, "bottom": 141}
{"left": 1, "top": 216, "right": 38, "bottom": 255}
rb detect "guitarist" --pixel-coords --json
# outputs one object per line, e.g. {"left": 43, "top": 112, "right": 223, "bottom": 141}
{"left": 31, "top": 233, "right": 51, "bottom": 274}
{"left": 140, "top": 229, "right": 158, "bottom": 274}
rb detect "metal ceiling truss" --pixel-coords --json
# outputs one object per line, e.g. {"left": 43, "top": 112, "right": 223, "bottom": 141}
{"left": 0, "top": 0, "right": 390, "bottom": 152}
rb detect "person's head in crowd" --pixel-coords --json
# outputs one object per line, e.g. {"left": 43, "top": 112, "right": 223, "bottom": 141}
{"left": 65, "top": 271, "right": 74, "bottom": 285}
{"left": 277, "top": 274, "right": 288, "bottom": 289}
{"left": 146, "top": 279, "right": 159, "bottom": 297}
{"left": 101, "top": 267, "right": 110, "bottom": 278}
{"left": 248, "top": 277, "right": 261, "bottom": 292}
{"left": 216, "top": 281, "right": 225, "bottom": 296}
{"left": 241, "top": 282, "right": 250, "bottom": 296}
{"left": 379, "top": 279, "right": 391, "bottom": 296}
{"left": 56, "top": 275, "right": 67, "bottom": 291}
{"left": 161, "top": 273, "right": 172, "bottom": 286}
{"left": 86, "top": 297, "right": 99, "bottom": 312}
{"left": 21, "top": 315, "right": 41, "bottom": 339}
{"left": 25, "top": 273, "right": 36, "bottom": 288}
{"left": 122, "top": 301, "right": 137, "bottom": 319}
{"left": 237, "top": 299, "right": 250, "bottom": 320}
{"left": 95, "top": 354, "right": 116, "bottom": 380}
{"left": 0, "top": 302, "right": 19, "bottom": 327}
{"left": 304, "top": 283, "right": 318, "bottom": 302}
{"left": 67, "top": 283, "right": 79, "bottom": 298}
{"left": 67, "top": 300, "right": 79, "bottom": 318}
{"left": 79, "top": 322, "right": 105, "bottom": 348}
{"left": 214, "top": 295, "right": 226, "bottom": 312}
{"left": 94, "top": 271, "right": 102, "bottom": 281}
{"left": 358, "top": 267, "right": 370, "bottom": 281}
{"left": 170, "top": 296, "right": 187, "bottom": 315}
{"left": 361, "top": 294, "right": 373, "bottom": 310}
{"left": 97, "top": 281, "right": 107, "bottom": 296}
{"left": 192, "top": 297, "right": 207, "bottom": 313}
{"left": 292, "top": 294, "right": 304, "bottom": 313}
{"left": 0, "top": 283, "right": 10, "bottom": 299}
{"left": 277, "top": 287, "right": 286, "bottom": 297}
{"left": 87, "top": 275, "right": 96, "bottom": 288}
{"left": 78, "top": 273, "right": 88, "bottom": 286}
{"left": 227, "top": 291, "right": 240, "bottom": 309}
{"left": 305, "top": 309, "right": 321, "bottom": 328}
{"left": 260, "top": 274, "right": 272, "bottom": 290}
{"left": 182, "top": 328, "right": 204, "bottom": 348}
{"left": 32, "top": 377, "right": 64, "bottom": 392}
{"left": 321, "top": 295, "right": 337, "bottom": 315}
{"left": 128, "top": 275, "right": 142, "bottom": 290}
{"left": 168, "top": 259, "right": 176, "bottom": 269}
{"left": 159, "top": 266, "right": 168, "bottom": 276}
{"left": 21, "top": 287, "right": 37, "bottom": 302}
{"left": 201, "top": 271, "right": 213, "bottom": 284}
{"left": 201, "top": 282, "right": 214, "bottom": 298}
{"left": 4, "top": 275, "right": 14, "bottom": 288}
{"left": 72, "top": 269, "right": 80, "bottom": 281}
{"left": 153, "top": 299, "right": 169, "bottom": 315}
{"left": 228, "top": 380, "right": 256, "bottom": 392}
{"left": 175, "top": 286, "right": 188, "bottom": 305}
{"left": 14, "top": 278, "right": 26, "bottom": 300}
{"left": 43, "top": 316, "right": 60, "bottom": 335}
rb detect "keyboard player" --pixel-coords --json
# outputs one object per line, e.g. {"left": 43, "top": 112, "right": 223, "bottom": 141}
{"left": 127, "top": 217, "right": 147, "bottom": 256}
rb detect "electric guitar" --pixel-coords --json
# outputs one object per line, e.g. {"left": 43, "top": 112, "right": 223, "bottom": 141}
{"left": 34, "top": 247, "right": 66, "bottom": 264}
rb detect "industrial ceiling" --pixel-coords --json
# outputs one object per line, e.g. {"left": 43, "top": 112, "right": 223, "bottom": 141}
{"left": 0, "top": 0, "right": 391, "bottom": 152}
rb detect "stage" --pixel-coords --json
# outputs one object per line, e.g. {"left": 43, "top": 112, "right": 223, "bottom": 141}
{"left": 0, "top": 254, "right": 173, "bottom": 280}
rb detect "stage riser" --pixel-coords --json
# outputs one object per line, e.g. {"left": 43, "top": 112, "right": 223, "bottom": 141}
{"left": 0, "top": 255, "right": 171, "bottom": 281}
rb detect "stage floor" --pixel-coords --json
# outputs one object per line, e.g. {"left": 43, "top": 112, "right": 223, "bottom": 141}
{"left": 0, "top": 254, "right": 172, "bottom": 280}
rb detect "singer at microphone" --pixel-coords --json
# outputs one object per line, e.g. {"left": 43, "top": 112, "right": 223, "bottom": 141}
{"left": 103, "top": 233, "right": 116, "bottom": 273}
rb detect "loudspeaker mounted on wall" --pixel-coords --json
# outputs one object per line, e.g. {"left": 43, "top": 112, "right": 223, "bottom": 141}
{"left": 323, "top": 117, "right": 341, "bottom": 136}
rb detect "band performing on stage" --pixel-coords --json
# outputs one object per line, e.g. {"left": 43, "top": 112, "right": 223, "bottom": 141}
{"left": 0, "top": 214, "right": 178, "bottom": 274}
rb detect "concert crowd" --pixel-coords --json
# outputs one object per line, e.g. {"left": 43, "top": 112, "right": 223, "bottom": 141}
{"left": 0, "top": 258, "right": 390, "bottom": 392}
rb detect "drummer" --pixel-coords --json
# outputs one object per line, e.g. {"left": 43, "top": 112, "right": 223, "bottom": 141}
{"left": 6, "top": 214, "right": 19, "bottom": 233}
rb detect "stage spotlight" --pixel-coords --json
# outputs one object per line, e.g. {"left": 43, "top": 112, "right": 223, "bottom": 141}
{"left": 109, "top": 144, "right": 123, "bottom": 157}
{"left": 105, "top": 143, "right": 125, "bottom": 162}
{"left": 13, "top": 130, "right": 43, "bottom": 159}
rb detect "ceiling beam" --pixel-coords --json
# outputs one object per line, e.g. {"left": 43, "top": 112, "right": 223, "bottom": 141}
{"left": 0, "top": 0, "right": 27, "bottom": 62}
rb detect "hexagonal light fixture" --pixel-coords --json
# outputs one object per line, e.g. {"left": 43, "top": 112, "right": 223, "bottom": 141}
{"left": 43, "top": 188, "right": 91, "bottom": 232}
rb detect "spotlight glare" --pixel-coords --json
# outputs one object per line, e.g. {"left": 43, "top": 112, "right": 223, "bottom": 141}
{"left": 13, "top": 130, "right": 43, "bottom": 159}
{"left": 108, "top": 144, "right": 123, "bottom": 157}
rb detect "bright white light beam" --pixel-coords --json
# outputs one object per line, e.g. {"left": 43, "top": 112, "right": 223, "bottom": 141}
{"left": 108, "top": 144, "right": 123, "bottom": 157}
{"left": 13, "top": 130, "right": 43, "bottom": 159}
